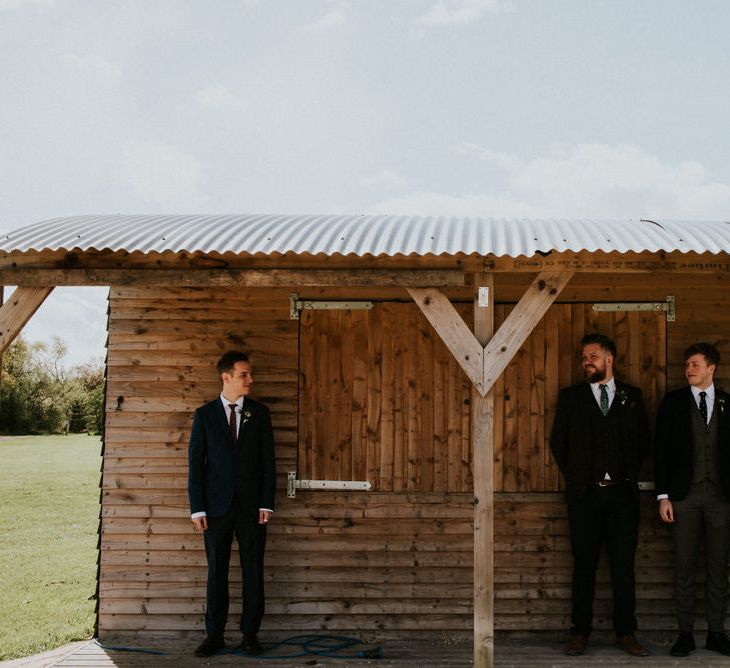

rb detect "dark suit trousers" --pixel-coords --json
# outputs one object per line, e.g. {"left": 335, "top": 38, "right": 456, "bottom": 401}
{"left": 203, "top": 510, "right": 266, "bottom": 638}
{"left": 672, "top": 481, "right": 730, "bottom": 632}
{"left": 567, "top": 485, "right": 639, "bottom": 636}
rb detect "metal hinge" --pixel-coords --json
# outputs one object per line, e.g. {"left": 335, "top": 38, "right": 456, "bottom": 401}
{"left": 289, "top": 292, "right": 374, "bottom": 319}
{"left": 287, "top": 471, "right": 372, "bottom": 498}
{"left": 592, "top": 295, "right": 675, "bottom": 322}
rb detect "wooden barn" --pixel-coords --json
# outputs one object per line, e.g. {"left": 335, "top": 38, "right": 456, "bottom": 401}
{"left": 2, "top": 214, "right": 730, "bottom": 667}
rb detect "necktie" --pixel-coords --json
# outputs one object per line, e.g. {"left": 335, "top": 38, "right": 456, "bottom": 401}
{"left": 599, "top": 384, "right": 609, "bottom": 416}
{"left": 699, "top": 391, "right": 708, "bottom": 426}
{"left": 229, "top": 403, "right": 238, "bottom": 446}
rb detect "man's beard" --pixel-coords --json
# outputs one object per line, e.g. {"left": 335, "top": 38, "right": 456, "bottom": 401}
{"left": 585, "top": 366, "right": 606, "bottom": 382}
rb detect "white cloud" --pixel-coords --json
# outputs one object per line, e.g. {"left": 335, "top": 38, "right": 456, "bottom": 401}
{"left": 195, "top": 84, "right": 242, "bottom": 110}
{"left": 122, "top": 142, "right": 207, "bottom": 209}
{"left": 9, "top": 286, "right": 108, "bottom": 368}
{"left": 0, "top": 0, "right": 53, "bottom": 10}
{"left": 417, "top": 0, "right": 510, "bottom": 27}
{"left": 367, "top": 191, "right": 544, "bottom": 218}
{"left": 63, "top": 53, "right": 123, "bottom": 81}
{"left": 298, "top": 5, "right": 348, "bottom": 33}
{"left": 459, "top": 142, "right": 521, "bottom": 170}
{"left": 359, "top": 169, "right": 406, "bottom": 190}
{"left": 367, "top": 143, "right": 730, "bottom": 219}
{"left": 512, "top": 143, "right": 730, "bottom": 219}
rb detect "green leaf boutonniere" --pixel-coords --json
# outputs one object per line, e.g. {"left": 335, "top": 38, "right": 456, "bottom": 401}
{"left": 616, "top": 387, "right": 629, "bottom": 407}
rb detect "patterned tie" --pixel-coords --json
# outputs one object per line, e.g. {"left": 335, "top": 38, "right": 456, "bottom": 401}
{"left": 699, "top": 391, "right": 708, "bottom": 426}
{"left": 229, "top": 403, "right": 238, "bottom": 446}
{"left": 599, "top": 384, "right": 609, "bottom": 416}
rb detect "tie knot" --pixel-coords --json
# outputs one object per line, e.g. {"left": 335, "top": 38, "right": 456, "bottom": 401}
{"left": 700, "top": 391, "right": 707, "bottom": 399}
{"left": 229, "top": 403, "right": 237, "bottom": 411}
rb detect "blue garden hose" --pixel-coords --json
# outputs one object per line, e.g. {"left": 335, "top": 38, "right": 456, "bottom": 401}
{"left": 95, "top": 634, "right": 384, "bottom": 660}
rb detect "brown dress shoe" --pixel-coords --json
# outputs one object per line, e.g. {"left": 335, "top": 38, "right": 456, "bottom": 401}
{"left": 616, "top": 634, "right": 649, "bottom": 656}
{"left": 564, "top": 634, "right": 588, "bottom": 655}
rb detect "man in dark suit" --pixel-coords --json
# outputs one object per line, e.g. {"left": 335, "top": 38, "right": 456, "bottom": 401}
{"left": 188, "top": 351, "right": 276, "bottom": 657}
{"left": 655, "top": 342, "right": 730, "bottom": 657}
{"left": 550, "top": 333, "right": 650, "bottom": 657}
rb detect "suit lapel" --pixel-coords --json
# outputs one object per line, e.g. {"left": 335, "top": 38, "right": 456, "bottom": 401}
{"left": 212, "top": 399, "right": 234, "bottom": 447}
{"left": 581, "top": 382, "right": 602, "bottom": 416}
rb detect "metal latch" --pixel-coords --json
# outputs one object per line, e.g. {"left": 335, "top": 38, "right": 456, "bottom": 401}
{"left": 592, "top": 295, "right": 675, "bottom": 322}
{"left": 287, "top": 471, "right": 372, "bottom": 498}
{"left": 290, "top": 292, "right": 373, "bottom": 319}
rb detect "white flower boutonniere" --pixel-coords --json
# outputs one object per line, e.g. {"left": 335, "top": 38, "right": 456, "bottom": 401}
{"left": 242, "top": 409, "right": 253, "bottom": 426}
{"left": 718, "top": 396, "right": 726, "bottom": 415}
{"left": 616, "top": 387, "right": 629, "bottom": 407}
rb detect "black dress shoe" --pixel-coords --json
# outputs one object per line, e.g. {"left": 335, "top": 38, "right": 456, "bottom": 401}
{"left": 670, "top": 632, "right": 695, "bottom": 656}
{"left": 194, "top": 635, "right": 225, "bottom": 657}
{"left": 564, "top": 634, "right": 588, "bottom": 655}
{"left": 239, "top": 635, "right": 263, "bottom": 654}
{"left": 706, "top": 631, "right": 730, "bottom": 656}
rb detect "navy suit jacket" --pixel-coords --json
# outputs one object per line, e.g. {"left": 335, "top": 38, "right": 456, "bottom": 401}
{"left": 654, "top": 386, "right": 730, "bottom": 501}
{"left": 188, "top": 396, "right": 276, "bottom": 519}
{"left": 549, "top": 380, "right": 650, "bottom": 503}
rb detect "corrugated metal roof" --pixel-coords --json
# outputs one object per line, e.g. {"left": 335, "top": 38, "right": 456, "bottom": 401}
{"left": 2, "top": 214, "right": 730, "bottom": 257}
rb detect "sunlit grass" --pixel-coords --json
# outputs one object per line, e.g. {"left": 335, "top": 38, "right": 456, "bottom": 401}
{"left": 0, "top": 434, "right": 101, "bottom": 660}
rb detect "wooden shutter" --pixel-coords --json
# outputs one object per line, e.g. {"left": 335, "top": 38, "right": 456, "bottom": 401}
{"left": 298, "top": 303, "right": 473, "bottom": 493}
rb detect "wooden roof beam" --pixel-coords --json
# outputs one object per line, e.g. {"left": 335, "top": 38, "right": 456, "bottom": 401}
{"left": 0, "top": 287, "right": 54, "bottom": 353}
{"left": 0, "top": 268, "right": 464, "bottom": 288}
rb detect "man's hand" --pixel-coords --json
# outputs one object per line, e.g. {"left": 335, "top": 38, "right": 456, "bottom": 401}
{"left": 659, "top": 498, "right": 674, "bottom": 523}
{"left": 192, "top": 516, "right": 208, "bottom": 531}
{"left": 259, "top": 509, "right": 271, "bottom": 525}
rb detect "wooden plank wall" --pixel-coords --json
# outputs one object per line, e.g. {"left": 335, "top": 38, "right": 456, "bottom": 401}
{"left": 298, "top": 305, "right": 473, "bottom": 493}
{"left": 99, "top": 274, "right": 729, "bottom": 639}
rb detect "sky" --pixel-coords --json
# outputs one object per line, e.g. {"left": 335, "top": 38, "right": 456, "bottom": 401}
{"left": 1, "top": 0, "right": 729, "bottom": 366}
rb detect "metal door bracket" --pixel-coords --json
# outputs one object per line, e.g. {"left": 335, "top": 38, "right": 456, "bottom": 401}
{"left": 592, "top": 295, "right": 675, "bottom": 322}
{"left": 290, "top": 292, "right": 374, "bottom": 319}
{"left": 287, "top": 471, "right": 372, "bottom": 498}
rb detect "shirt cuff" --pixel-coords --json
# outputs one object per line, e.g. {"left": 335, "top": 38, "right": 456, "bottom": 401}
{"left": 259, "top": 508, "right": 274, "bottom": 513}
{"left": 656, "top": 494, "right": 669, "bottom": 500}
{"left": 191, "top": 511, "right": 207, "bottom": 519}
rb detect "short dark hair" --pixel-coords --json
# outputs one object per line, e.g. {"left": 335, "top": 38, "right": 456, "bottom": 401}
{"left": 684, "top": 342, "right": 720, "bottom": 367}
{"left": 216, "top": 351, "right": 250, "bottom": 375}
{"left": 580, "top": 333, "right": 617, "bottom": 358}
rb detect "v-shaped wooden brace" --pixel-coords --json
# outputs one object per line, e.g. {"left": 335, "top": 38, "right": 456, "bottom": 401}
{"left": 408, "top": 271, "right": 574, "bottom": 396}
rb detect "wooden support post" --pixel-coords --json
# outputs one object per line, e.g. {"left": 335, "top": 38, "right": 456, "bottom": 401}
{"left": 0, "top": 286, "right": 54, "bottom": 353}
{"left": 472, "top": 272, "right": 494, "bottom": 668}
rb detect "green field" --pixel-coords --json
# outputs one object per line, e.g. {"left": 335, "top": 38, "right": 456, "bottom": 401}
{"left": 0, "top": 434, "right": 101, "bottom": 661}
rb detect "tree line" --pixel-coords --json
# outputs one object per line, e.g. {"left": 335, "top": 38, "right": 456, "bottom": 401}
{"left": 0, "top": 336, "right": 104, "bottom": 435}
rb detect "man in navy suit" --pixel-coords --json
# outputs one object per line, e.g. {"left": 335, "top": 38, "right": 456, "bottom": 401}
{"left": 188, "top": 351, "right": 276, "bottom": 657}
{"left": 550, "top": 333, "right": 650, "bottom": 657}
{"left": 655, "top": 342, "right": 730, "bottom": 657}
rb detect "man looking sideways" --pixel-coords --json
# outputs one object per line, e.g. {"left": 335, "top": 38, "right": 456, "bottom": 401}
{"left": 188, "top": 351, "right": 276, "bottom": 657}
{"left": 550, "top": 333, "right": 650, "bottom": 657}
{"left": 655, "top": 343, "right": 730, "bottom": 657}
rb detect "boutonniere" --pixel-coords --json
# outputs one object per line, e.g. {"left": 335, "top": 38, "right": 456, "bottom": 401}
{"left": 616, "top": 388, "right": 629, "bottom": 406}
{"left": 718, "top": 396, "right": 726, "bottom": 414}
{"left": 242, "top": 409, "right": 253, "bottom": 425}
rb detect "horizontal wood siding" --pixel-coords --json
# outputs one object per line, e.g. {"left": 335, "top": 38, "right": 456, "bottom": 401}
{"left": 100, "top": 276, "right": 728, "bottom": 638}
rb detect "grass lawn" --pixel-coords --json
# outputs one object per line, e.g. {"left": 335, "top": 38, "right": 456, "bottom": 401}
{"left": 0, "top": 434, "right": 101, "bottom": 661}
